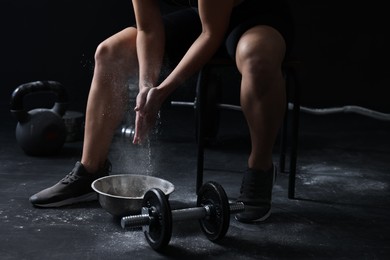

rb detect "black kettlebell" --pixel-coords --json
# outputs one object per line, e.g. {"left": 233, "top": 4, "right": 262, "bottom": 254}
{"left": 10, "top": 81, "right": 69, "bottom": 156}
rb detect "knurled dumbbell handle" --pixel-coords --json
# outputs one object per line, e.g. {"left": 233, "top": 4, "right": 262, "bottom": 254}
{"left": 172, "top": 202, "right": 245, "bottom": 221}
{"left": 121, "top": 202, "right": 244, "bottom": 229}
{"left": 121, "top": 213, "right": 151, "bottom": 228}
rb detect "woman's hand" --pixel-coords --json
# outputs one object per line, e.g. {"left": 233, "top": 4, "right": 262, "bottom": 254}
{"left": 133, "top": 86, "right": 165, "bottom": 144}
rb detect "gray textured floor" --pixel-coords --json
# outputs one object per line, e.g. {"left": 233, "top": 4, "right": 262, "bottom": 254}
{"left": 1, "top": 107, "right": 389, "bottom": 259}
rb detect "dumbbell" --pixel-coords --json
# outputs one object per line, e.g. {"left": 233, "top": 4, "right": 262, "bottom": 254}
{"left": 120, "top": 125, "right": 135, "bottom": 141}
{"left": 121, "top": 181, "right": 245, "bottom": 251}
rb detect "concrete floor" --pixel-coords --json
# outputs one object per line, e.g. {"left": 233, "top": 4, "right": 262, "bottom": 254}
{"left": 0, "top": 106, "right": 389, "bottom": 259}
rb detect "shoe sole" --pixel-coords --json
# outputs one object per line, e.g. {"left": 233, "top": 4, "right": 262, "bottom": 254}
{"left": 32, "top": 192, "right": 97, "bottom": 208}
{"left": 234, "top": 207, "right": 272, "bottom": 223}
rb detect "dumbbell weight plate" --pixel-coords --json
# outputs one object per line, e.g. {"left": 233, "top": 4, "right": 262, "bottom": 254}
{"left": 142, "top": 188, "right": 172, "bottom": 251}
{"left": 197, "top": 181, "right": 230, "bottom": 241}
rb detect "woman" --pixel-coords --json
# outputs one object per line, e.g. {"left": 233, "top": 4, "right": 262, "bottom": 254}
{"left": 29, "top": 0, "right": 294, "bottom": 223}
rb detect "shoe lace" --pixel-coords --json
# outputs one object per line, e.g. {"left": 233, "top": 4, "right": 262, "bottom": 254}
{"left": 240, "top": 175, "right": 262, "bottom": 198}
{"left": 61, "top": 170, "right": 80, "bottom": 184}
{"left": 240, "top": 168, "right": 276, "bottom": 199}
{"left": 60, "top": 161, "right": 111, "bottom": 185}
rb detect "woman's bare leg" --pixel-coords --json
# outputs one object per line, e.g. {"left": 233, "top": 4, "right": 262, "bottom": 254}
{"left": 234, "top": 25, "right": 287, "bottom": 223}
{"left": 235, "top": 25, "right": 287, "bottom": 172}
{"left": 81, "top": 27, "right": 139, "bottom": 173}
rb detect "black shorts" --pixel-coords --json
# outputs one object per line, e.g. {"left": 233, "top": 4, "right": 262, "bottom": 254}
{"left": 161, "top": 0, "right": 295, "bottom": 66}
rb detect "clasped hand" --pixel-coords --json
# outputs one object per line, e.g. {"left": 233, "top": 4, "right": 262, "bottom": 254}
{"left": 133, "top": 86, "right": 164, "bottom": 145}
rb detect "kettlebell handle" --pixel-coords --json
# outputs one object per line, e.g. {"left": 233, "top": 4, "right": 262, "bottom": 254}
{"left": 10, "top": 81, "right": 69, "bottom": 122}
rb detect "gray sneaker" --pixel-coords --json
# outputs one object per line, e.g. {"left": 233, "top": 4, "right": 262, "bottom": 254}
{"left": 29, "top": 161, "right": 111, "bottom": 207}
{"left": 235, "top": 165, "right": 277, "bottom": 223}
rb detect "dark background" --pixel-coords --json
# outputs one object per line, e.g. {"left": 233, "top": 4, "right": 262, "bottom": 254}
{"left": 1, "top": 0, "right": 389, "bottom": 118}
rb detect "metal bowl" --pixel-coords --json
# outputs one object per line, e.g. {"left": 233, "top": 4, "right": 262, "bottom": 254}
{"left": 91, "top": 174, "right": 175, "bottom": 217}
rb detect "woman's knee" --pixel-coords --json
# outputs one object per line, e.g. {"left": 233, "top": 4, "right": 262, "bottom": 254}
{"left": 236, "top": 26, "right": 286, "bottom": 77}
{"left": 94, "top": 27, "right": 137, "bottom": 65}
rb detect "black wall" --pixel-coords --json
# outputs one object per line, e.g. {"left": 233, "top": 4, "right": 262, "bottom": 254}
{"left": 1, "top": 0, "right": 389, "bottom": 118}
{"left": 290, "top": 1, "right": 389, "bottom": 111}
{"left": 1, "top": 0, "right": 134, "bottom": 114}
